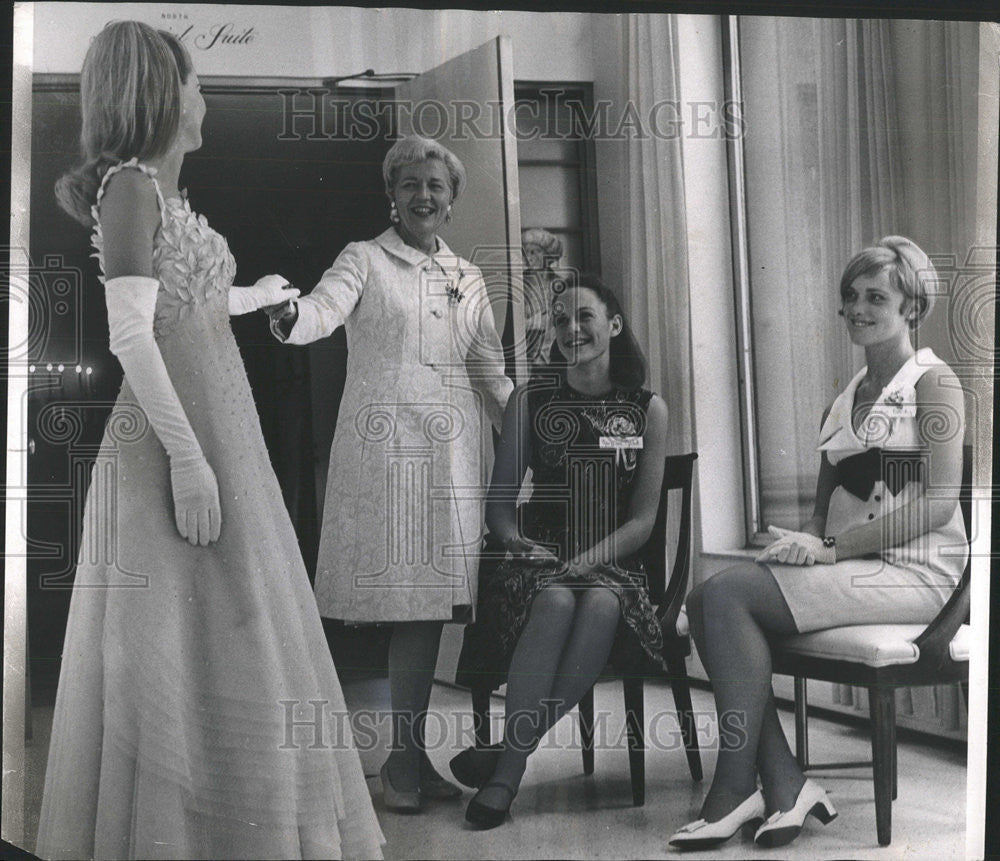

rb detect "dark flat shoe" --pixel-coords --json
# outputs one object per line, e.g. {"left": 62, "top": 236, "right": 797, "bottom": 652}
{"left": 465, "top": 781, "right": 516, "bottom": 829}
{"left": 449, "top": 743, "right": 502, "bottom": 789}
{"left": 380, "top": 761, "right": 421, "bottom": 813}
{"left": 419, "top": 771, "right": 463, "bottom": 800}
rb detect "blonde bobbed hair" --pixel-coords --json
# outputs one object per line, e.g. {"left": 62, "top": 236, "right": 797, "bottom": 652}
{"left": 839, "top": 235, "right": 938, "bottom": 329}
{"left": 382, "top": 135, "right": 467, "bottom": 201}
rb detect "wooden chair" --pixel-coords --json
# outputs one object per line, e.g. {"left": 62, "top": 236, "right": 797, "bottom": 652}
{"left": 469, "top": 452, "right": 703, "bottom": 807}
{"left": 771, "top": 448, "right": 974, "bottom": 846}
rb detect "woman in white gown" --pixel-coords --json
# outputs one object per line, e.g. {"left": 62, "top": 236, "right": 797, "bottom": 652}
{"left": 36, "top": 21, "right": 384, "bottom": 860}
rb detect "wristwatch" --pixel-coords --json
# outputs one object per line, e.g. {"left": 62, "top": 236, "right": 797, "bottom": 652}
{"left": 822, "top": 536, "right": 836, "bottom": 549}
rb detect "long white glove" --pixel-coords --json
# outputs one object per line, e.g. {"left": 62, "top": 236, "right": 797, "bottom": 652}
{"left": 227, "top": 274, "right": 299, "bottom": 316}
{"left": 105, "top": 276, "right": 221, "bottom": 546}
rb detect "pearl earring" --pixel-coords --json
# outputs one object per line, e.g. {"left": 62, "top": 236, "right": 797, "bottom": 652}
{"left": 390, "top": 201, "right": 400, "bottom": 224}
{"left": 445, "top": 205, "right": 452, "bottom": 224}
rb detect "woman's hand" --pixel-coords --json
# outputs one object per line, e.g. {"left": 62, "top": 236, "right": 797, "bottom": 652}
{"left": 755, "top": 525, "right": 835, "bottom": 566}
{"left": 228, "top": 275, "right": 299, "bottom": 316}
{"left": 266, "top": 299, "right": 300, "bottom": 341}
{"left": 169, "top": 453, "right": 222, "bottom": 546}
{"left": 565, "top": 559, "right": 601, "bottom": 582}
{"left": 505, "top": 536, "right": 559, "bottom": 565}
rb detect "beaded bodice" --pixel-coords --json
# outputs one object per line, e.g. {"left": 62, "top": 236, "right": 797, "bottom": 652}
{"left": 91, "top": 159, "right": 236, "bottom": 337}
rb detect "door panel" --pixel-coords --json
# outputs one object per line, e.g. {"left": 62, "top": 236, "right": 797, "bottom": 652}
{"left": 395, "top": 36, "right": 527, "bottom": 385}
{"left": 394, "top": 38, "right": 524, "bottom": 684}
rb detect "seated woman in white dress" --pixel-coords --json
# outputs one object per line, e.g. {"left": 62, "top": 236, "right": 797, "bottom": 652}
{"left": 669, "top": 236, "right": 967, "bottom": 851}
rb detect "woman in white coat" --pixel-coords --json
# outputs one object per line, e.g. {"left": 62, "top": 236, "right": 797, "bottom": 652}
{"left": 270, "top": 135, "right": 513, "bottom": 812}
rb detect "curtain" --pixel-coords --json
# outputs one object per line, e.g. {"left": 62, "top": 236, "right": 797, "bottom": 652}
{"left": 623, "top": 14, "right": 693, "bottom": 455}
{"left": 741, "top": 16, "right": 903, "bottom": 529}
{"left": 740, "top": 17, "right": 979, "bottom": 735}
{"left": 594, "top": 14, "right": 693, "bottom": 456}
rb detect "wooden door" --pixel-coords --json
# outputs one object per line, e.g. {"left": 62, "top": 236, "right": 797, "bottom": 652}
{"left": 394, "top": 37, "right": 525, "bottom": 683}
{"left": 394, "top": 36, "right": 527, "bottom": 385}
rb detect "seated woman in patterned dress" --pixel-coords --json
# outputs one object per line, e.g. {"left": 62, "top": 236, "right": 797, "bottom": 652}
{"left": 451, "top": 273, "right": 670, "bottom": 828}
{"left": 670, "top": 236, "right": 967, "bottom": 852}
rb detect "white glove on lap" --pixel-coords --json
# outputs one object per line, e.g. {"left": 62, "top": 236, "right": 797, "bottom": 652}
{"left": 755, "top": 525, "right": 835, "bottom": 566}
{"left": 105, "top": 275, "right": 222, "bottom": 546}
{"left": 228, "top": 274, "right": 299, "bottom": 316}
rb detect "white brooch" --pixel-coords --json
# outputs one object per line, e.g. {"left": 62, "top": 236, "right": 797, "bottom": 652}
{"left": 882, "top": 385, "right": 917, "bottom": 418}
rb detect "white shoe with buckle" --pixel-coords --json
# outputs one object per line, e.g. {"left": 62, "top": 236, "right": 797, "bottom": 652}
{"left": 754, "top": 778, "right": 837, "bottom": 848}
{"left": 668, "top": 789, "right": 766, "bottom": 851}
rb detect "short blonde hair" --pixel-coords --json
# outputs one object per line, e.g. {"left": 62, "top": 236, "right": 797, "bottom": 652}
{"left": 839, "top": 236, "right": 938, "bottom": 329}
{"left": 56, "top": 21, "right": 192, "bottom": 225}
{"left": 382, "top": 135, "right": 467, "bottom": 201}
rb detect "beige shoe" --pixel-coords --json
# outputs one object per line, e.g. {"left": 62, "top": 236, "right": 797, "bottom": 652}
{"left": 754, "top": 779, "right": 837, "bottom": 848}
{"left": 669, "top": 790, "right": 766, "bottom": 851}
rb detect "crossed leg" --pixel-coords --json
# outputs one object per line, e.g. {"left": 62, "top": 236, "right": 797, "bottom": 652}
{"left": 474, "top": 585, "right": 622, "bottom": 810}
{"left": 685, "top": 561, "right": 804, "bottom": 819}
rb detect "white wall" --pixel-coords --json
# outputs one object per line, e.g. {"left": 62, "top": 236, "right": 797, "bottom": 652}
{"left": 32, "top": 3, "right": 595, "bottom": 82}
{"left": 591, "top": 13, "right": 747, "bottom": 565}
{"left": 675, "top": 14, "right": 746, "bottom": 558}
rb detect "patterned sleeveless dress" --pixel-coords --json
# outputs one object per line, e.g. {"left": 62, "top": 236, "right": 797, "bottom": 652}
{"left": 457, "top": 378, "right": 667, "bottom": 692}
{"left": 35, "top": 160, "right": 384, "bottom": 860}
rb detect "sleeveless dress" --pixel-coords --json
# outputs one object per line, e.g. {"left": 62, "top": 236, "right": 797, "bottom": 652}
{"left": 456, "top": 378, "right": 667, "bottom": 692}
{"left": 35, "top": 160, "right": 385, "bottom": 861}
{"left": 767, "top": 348, "right": 968, "bottom": 632}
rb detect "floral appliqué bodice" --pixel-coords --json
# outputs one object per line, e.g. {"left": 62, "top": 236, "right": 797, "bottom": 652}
{"left": 91, "top": 159, "right": 236, "bottom": 336}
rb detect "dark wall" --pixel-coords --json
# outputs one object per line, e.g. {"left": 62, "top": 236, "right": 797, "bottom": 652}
{"left": 27, "top": 80, "right": 393, "bottom": 697}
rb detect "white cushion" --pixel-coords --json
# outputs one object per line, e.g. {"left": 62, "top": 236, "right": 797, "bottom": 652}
{"left": 779, "top": 623, "right": 970, "bottom": 668}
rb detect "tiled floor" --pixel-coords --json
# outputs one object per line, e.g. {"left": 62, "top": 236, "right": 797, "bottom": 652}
{"left": 21, "top": 679, "right": 969, "bottom": 859}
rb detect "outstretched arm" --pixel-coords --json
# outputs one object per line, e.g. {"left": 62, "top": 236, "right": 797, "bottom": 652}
{"left": 269, "top": 243, "right": 369, "bottom": 344}
{"left": 228, "top": 275, "right": 299, "bottom": 315}
{"left": 569, "top": 394, "right": 670, "bottom": 574}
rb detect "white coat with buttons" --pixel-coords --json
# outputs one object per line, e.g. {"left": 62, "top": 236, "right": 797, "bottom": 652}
{"left": 279, "top": 227, "right": 513, "bottom": 622}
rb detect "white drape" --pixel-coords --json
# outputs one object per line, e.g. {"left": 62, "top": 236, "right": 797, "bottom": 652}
{"left": 594, "top": 14, "right": 693, "bottom": 456}
{"left": 741, "top": 17, "right": 906, "bottom": 528}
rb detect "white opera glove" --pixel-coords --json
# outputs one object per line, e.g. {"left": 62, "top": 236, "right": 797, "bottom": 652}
{"left": 227, "top": 274, "right": 299, "bottom": 316}
{"left": 105, "top": 276, "right": 221, "bottom": 546}
{"left": 755, "top": 525, "right": 835, "bottom": 566}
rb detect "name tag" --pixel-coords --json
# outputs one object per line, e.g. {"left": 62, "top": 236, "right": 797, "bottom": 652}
{"left": 600, "top": 435, "right": 643, "bottom": 449}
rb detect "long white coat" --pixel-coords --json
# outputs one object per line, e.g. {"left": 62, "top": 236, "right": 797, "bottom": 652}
{"left": 282, "top": 227, "right": 513, "bottom": 622}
